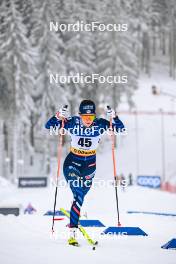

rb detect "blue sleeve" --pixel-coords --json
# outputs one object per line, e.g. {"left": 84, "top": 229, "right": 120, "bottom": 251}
{"left": 98, "top": 117, "right": 125, "bottom": 132}
{"left": 45, "top": 116, "right": 61, "bottom": 129}
{"left": 45, "top": 116, "right": 74, "bottom": 130}
{"left": 112, "top": 116, "right": 125, "bottom": 132}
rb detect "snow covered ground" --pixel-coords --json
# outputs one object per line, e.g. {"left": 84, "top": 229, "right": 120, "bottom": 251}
{"left": 0, "top": 165, "right": 176, "bottom": 264}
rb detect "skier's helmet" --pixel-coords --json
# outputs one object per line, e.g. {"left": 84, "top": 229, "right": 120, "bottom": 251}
{"left": 79, "top": 100, "right": 96, "bottom": 115}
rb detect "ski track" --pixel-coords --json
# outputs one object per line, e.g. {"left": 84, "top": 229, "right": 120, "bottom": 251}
{"left": 0, "top": 184, "right": 176, "bottom": 264}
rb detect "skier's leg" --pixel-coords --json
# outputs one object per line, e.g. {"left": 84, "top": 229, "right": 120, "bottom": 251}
{"left": 63, "top": 167, "right": 90, "bottom": 227}
{"left": 70, "top": 187, "right": 85, "bottom": 227}
{"left": 69, "top": 168, "right": 96, "bottom": 227}
{"left": 63, "top": 154, "right": 96, "bottom": 243}
{"left": 63, "top": 153, "right": 83, "bottom": 227}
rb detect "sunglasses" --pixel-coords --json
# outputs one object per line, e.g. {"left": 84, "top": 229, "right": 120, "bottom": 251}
{"left": 81, "top": 114, "right": 96, "bottom": 121}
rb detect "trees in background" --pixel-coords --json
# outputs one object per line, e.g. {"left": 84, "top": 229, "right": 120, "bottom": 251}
{"left": 0, "top": 0, "right": 175, "bottom": 178}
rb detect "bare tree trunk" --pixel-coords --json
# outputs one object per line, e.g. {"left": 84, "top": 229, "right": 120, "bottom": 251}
{"left": 169, "top": 29, "right": 173, "bottom": 77}
{"left": 43, "top": 134, "right": 51, "bottom": 175}
{"left": 152, "top": 26, "right": 156, "bottom": 56}
{"left": 169, "top": 4, "right": 176, "bottom": 79}
{"left": 142, "top": 31, "right": 151, "bottom": 76}
{"left": 173, "top": 9, "right": 176, "bottom": 79}
{"left": 161, "top": 28, "right": 166, "bottom": 55}
{"left": 12, "top": 117, "right": 18, "bottom": 182}
{"left": 0, "top": 120, "right": 4, "bottom": 177}
{"left": 3, "top": 122, "right": 10, "bottom": 178}
{"left": 29, "top": 112, "right": 35, "bottom": 166}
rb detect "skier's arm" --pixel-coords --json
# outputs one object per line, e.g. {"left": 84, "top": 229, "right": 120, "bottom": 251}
{"left": 99, "top": 117, "right": 125, "bottom": 133}
{"left": 45, "top": 115, "right": 74, "bottom": 130}
{"left": 111, "top": 116, "right": 125, "bottom": 132}
{"left": 45, "top": 115, "right": 62, "bottom": 129}
{"left": 45, "top": 116, "right": 75, "bottom": 131}
{"left": 45, "top": 105, "right": 71, "bottom": 130}
{"left": 106, "top": 106, "right": 125, "bottom": 132}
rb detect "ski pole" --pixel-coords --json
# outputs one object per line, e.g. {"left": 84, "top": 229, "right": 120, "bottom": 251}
{"left": 107, "top": 105, "right": 121, "bottom": 226}
{"left": 51, "top": 105, "right": 68, "bottom": 234}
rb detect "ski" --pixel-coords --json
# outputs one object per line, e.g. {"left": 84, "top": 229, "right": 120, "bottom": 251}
{"left": 60, "top": 207, "right": 98, "bottom": 250}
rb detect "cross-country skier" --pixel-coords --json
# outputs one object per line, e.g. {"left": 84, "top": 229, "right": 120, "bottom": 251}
{"left": 45, "top": 100, "right": 125, "bottom": 246}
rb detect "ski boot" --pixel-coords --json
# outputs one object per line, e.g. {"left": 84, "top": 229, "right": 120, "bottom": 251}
{"left": 68, "top": 227, "right": 79, "bottom": 247}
